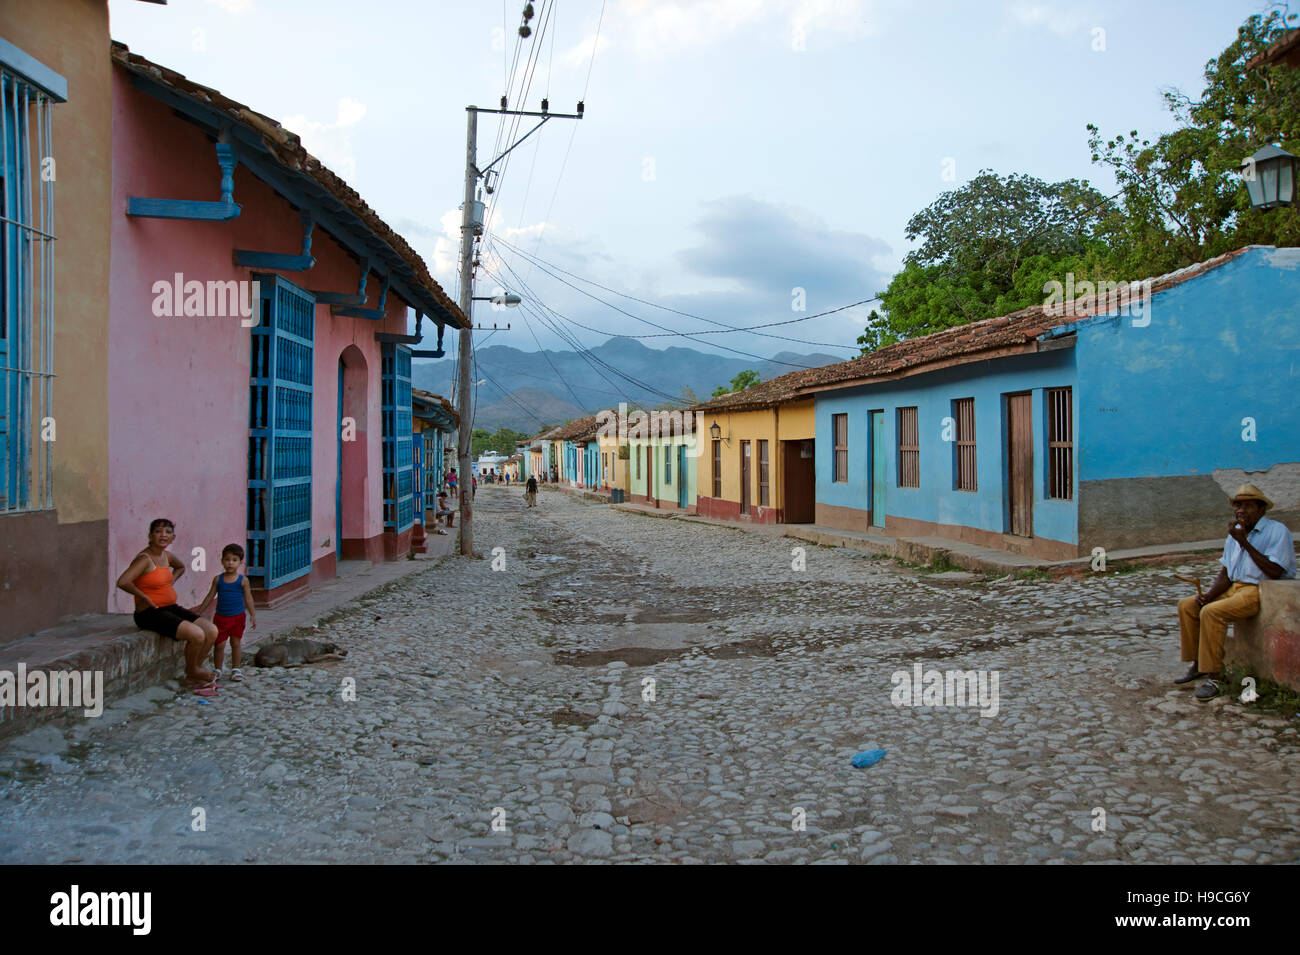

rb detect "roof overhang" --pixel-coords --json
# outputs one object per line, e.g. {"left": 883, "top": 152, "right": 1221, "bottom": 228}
{"left": 800, "top": 337, "right": 1075, "bottom": 398}
{"left": 114, "top": 45, "right": 468, "bottom": 333}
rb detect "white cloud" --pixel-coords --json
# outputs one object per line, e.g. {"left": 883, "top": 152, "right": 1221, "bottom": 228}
{"left": 281, "top": 97, "right": 368, "bottom": 181}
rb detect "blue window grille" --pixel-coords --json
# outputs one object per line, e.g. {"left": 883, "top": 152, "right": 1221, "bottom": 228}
{"left": 412, "top": 427, "right": 424, "bottom": 522}
{"left": 382, "top": 343, "right": 414, "bottom": 532}
{"left": 0, "top": 61, "right": 59, "bottom": 514}
{"left": 247, "top": 275, "right": 314, "bottom": 589}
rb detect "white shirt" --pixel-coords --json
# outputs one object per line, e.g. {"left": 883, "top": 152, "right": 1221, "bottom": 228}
{"left": 1220, "top": 515, "right": 1297, "bottom": 583}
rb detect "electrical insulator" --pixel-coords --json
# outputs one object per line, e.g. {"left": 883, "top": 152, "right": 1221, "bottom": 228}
{"left": 576, "top": 100, "right": 584, "bottom": 116}
{"left": 519, "top": 24, "right": 531, "bottom": 37}
{"left": 523, "top": 3, "right": 534, "bottom": 19}
{"left": 541, "top": 98, "right": 548, "bottom": 112}
{"left": 500, "top": 95, "right": 507, "bottom": 109}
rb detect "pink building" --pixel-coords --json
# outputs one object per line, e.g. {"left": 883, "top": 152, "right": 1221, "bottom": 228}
{"left": 102, "top": 43, "right": 465, "bottom": 610}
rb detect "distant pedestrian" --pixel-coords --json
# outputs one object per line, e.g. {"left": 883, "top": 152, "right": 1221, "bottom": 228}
{"left": 526, "top": 474, "right": 538, "bottom": 507}
{"left": 472, "top": 475, "right": 477, "bottom": 500}
{"left": 447, "top": 468, "right": 458, "bottom": 495}
{"left": 433, "top": 491, "right": 454, "bottom": 531}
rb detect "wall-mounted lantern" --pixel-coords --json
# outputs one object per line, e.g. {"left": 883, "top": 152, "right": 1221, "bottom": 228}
{"left": 1241, "top": 144, "right": 1298, "bottom": 210}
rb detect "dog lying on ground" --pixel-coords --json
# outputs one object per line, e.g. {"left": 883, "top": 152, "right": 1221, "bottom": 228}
{"left": 254, "top": 637, "right": 347, "bottom": 668}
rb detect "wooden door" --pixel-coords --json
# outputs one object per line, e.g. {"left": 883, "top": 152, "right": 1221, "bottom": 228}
{"left": 740, "top": 440, "right": 751, "bottom": 514}
{"left": 782, "top": 440, "right": 815, "bottom": 523}
{"left": 870, "top": 411, "right": 885, "bottom": 528}
{"left": 1007, "top": 393, "right": 1033, "bottom": 537}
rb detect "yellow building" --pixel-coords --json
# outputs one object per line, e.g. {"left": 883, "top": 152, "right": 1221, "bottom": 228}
{"left": 0, "top": 0, "right": 115, "bottom": 640}
{"left": 695, "top": 383, "right": 816, "bottom": 524}
{"left": 596, "top": 430, "right": 629, "bottom": 493}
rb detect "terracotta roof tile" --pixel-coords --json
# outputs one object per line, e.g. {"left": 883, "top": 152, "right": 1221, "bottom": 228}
{"left": 110, "top": 41, "right": 467, "bottom": 330}
{"left": 692, "top": 247, "right": 1252, "bottom": 413}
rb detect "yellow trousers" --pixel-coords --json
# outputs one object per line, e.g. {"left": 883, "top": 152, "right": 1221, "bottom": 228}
{"left": 1178, "top": 581, "right": 1260, "bottom": 673}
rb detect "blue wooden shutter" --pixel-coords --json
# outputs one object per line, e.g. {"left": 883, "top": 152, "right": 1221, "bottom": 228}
{"left": 412, "top": 426, "right": 423, "bottom": 520}
{"left": 247, "top": 275, "right": 314, "bottom": 589}
{"left": 382, "top": 343, "right": 413, "bottom": 532}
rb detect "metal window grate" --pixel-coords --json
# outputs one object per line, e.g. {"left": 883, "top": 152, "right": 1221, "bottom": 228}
{"left": 833, "top": 413, "right": 848, "bottom": 483}
{"left": 758, "top": 439, "right": 769, "bottom": 507}
{"left": 246, "top": 275, "right": 313, "bottom": 590}
{"left": 954, "top": 398, "right": 976, "bottom": 491}
{"left": 897, "top": 406, "right": 919, "bottom": 488}
{"left": 381, "top": 342, "right": 414, "bottom": 532}
{"left": 1046, "top": 387, "right": 1073, "bottom": 500}
{"left": 0, "top": 70, "right": 56, "bottom": 514}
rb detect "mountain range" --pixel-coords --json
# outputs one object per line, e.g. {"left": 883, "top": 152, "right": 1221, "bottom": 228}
{"left": 410, "top": 338, "right": 847, "bottom": 434}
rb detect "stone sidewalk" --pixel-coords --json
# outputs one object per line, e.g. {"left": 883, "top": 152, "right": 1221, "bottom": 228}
{"left": 604, "top": 496, "right": 1223, "bottom": 574}
{"left": 0, "top": 530, "right": 455, "bottom": 742}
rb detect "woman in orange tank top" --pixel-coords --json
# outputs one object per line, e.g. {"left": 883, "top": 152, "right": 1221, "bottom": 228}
{"left": 116, "top": 518, "right": 219, "bottom": 689}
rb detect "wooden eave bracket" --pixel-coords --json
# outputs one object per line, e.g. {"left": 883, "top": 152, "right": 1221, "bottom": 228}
{"left": 233, "top": 210, "right": 316, "bottom": 270}
{"left": 126, "top": 141, "right": 242, "bottom": 221}
{"left": 310, "top": 257, "right": 370, "bottom": 306}
{"left": 331, "top": 272, "right": 390, "bottom": 320}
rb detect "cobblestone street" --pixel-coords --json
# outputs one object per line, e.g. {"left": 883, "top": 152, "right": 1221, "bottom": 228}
{"left": 2, "top": 485, "right": 1297, "bottom": 865}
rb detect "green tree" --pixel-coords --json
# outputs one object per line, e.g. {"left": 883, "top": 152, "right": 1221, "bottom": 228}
{"left": 858, "top": 171, "right": 1117, "bottom": 352}
{"left": 472, "top": 427, "right": 529, "bottom": 459}
{"left": 1087, "top": 8, "right": 1300, "bottom": 276}
{"left": 711, "top": 369, "right": 761, "bottom": 398}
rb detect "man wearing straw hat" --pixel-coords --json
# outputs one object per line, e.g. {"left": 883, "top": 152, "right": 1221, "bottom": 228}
{"left": 1175, "top": 484, "right": 1296, "bottom": 701}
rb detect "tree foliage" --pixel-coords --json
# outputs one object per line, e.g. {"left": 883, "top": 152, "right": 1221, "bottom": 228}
{"left": 1087, "top": 8, "right": 1300, "bottom": 276}
{"left": 858, "top": 172, "right": 1116, "bottom": 351}
{"left": 471, "top": 427, "right": 529, "bottom": 459}
{"left": 711, "top": 369, "right": 761, "bottom": 397}
{"left": 859, "top": 9, "right": 1299, "bottom": 355}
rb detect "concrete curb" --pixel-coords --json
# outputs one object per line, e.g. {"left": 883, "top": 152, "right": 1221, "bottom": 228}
{"left": 0, "top": 549, "right": 449, "bottom": 745}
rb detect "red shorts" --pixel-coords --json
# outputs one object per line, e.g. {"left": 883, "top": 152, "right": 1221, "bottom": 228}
{"left": 213, "top": 613, "right": 246, "bottom": 645}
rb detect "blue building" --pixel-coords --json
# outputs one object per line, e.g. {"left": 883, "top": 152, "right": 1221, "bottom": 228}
{"left": 808, "top": 246, "right": 1299, "bottom": 559}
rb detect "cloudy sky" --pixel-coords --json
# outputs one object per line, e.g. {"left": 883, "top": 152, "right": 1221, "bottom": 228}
{"left": 108, "top": 0, "right": 1268, "bottom": 366}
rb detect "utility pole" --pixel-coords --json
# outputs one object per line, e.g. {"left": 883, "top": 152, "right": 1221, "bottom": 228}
{"left": 455, "top": 108, "right": 478, "bottom": 558}
{"left": 453, "top": 100, "right": 584, "bottom": 557}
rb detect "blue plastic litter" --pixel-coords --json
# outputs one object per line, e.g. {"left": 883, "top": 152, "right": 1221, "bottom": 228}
{"left": 852, "top": 749, "right": 886, "bottom": 768}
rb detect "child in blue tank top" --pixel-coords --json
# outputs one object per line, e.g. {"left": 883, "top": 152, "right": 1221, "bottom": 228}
{"left": 196, "top": 543, "right": 257, "bottom": 681}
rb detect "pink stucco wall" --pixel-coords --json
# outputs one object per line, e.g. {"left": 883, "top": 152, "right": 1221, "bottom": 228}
{"left": 107, "top": 67, "right": 409, "bottom": 609}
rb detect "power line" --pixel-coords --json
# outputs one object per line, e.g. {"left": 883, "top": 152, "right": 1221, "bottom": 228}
{"left": 494, "top": 234, "right": 870, "bottom": 347}
{"left": 489, "top": 241, "right": 842, "bottom": 369}
{"left": 484, "top": 258, "right": 682, "bottom": 403}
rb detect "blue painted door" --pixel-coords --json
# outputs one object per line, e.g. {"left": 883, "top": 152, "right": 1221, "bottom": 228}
{"left": 248, "top": 275, "right": 314, "bottom": 590}
{"left": 870, "top": 410, "right": 885, "bottom": 528}
{"left": 678, "top": 445, "right": 687, "bottom": 508}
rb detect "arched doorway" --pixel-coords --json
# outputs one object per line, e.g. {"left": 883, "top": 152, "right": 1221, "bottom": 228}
{"left": 337, "top": 345, "right": 368, "bottom": 565}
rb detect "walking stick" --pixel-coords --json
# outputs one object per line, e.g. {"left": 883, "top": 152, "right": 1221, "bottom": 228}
{"left": 1173, "top": 574, "right": 1203, "bottom": 599}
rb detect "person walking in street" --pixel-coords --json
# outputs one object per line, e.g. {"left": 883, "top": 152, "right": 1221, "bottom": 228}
{"left": 526, "top": 474, "right": 538, "bottom": 508}
{"left": 1174, "top": 484, "right": 1296, "bottom": 701}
